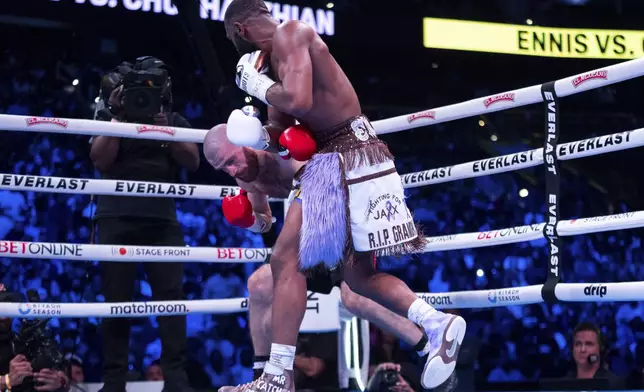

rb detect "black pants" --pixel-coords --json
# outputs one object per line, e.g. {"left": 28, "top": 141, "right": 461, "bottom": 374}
{"left": 97, "top": 217, "right": 188, "bottom": 390}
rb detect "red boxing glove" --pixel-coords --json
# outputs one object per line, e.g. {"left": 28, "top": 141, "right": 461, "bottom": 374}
{"left": 222, "top": 190, "right": 255, "bottom": 229}
{"left": 278, "top": 125, "right": 317, "bottom": 161}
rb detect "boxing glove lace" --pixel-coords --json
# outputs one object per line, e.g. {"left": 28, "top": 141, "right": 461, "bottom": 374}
{"left": 226, "top": 106, "right": 271, "bottom": 151}
{"left": 222, "top": 190, "right": 270, "bottom": 233}
{"left": 278, "top": 125, "right": 317, "bottom": 161}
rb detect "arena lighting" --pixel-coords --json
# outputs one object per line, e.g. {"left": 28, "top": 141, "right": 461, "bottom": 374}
{"left": 490, "top": 134, "right": 498, "bottom": 142}
{"left": 244, "top": 96, "right": 252, "bottom": 103}
{"left": 423, "top": 17, "right": 644, "bottom": 59}
{"left": 526, "top": 18, "right": 533, "bottom": 25}
{"left": 476, "top": 269, "right": 485, "bottom": 277}
{"left": 326, "top": 2, "right": 334, "bottom": 9}
{"left": 72, "top": 79, "right": 79, "bottom": 86}
{"left": 478, "top": 119, "right": 485, "bottom": 127}
{"left": 57, "top": 0, "right": 335, "bottom": 37}
{"left": 519, "top": 188, "right": 529, "bottom": 198}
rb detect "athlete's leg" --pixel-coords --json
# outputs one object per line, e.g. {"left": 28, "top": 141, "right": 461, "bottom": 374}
{"left": 247, "top": 264, "right": 274, "bottom": 374}
{"left": 343, "top": 252, "right": 466, "bottom": 389}
{"left": 343, "top": 251, "right": 421, "bottom": 318}
{"left": 340, "top": 282, "right": 424, "bottom": 348}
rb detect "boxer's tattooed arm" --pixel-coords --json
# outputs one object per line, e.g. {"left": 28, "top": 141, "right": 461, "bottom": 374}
{"left": 266, "top": 21, "right": 314, "bottom": 118}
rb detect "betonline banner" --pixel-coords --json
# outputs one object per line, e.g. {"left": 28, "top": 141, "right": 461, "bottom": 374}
{"left": 423, "top": 17, "right": 644, "bottom": 59}
{"left": 58, "top": 0, "right": 335, "bottom": 36}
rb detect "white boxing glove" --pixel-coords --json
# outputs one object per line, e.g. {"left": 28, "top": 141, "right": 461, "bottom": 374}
{"left": 226, "top": 106, "right": 270, "bottom": 151}
{"left": 235, "top": 51, "right": 276, "bottom": 105}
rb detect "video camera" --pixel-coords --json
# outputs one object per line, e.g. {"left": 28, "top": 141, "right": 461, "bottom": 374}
{"left": 101, "top": 56, "right": 172, "bottom": 121}
{"left": 13, "top": 290, "right": 64, "bottom": 374}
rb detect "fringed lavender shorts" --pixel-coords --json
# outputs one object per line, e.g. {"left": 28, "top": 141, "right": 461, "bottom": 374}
{"left": 295, "top": 115, "right": 425, "bottom": 270}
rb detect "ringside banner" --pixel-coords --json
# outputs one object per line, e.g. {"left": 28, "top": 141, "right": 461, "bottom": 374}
{"left": 55, "top": 0, "right": 335, "bottom": 36}
{"left": 423, "top": 18, "right": 644, "bottom": 59}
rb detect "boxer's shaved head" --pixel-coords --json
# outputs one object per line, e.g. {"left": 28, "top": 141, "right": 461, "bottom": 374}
{"left": 203, "top": 124, "right": 259, "bottom": 182}
{"left": 224, "top": 0, "right": 272, "bottom": 55}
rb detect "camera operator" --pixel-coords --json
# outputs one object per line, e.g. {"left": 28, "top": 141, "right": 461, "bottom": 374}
{"left": 0, "top": 287, "right": 69, "bottom": 392}
{"left": 90, "top": 57, "right": 199, "bottom": 392}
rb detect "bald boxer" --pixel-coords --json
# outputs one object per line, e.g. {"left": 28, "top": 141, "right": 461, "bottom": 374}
{"left": 204, "top": 124, "right": 432, "bottom": 383}
{"left": 220, "top": 1, "right": 467, "bottom": 391}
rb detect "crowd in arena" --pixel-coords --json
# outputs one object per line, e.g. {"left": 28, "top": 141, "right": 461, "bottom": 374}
{"left": 2, "top": 23, "right": 644, "bottom": 390}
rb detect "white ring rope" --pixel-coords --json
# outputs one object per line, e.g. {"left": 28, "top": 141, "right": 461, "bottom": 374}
{"left": 1, "top": 210, "right": 641, "bottom": 262}
{"left": 1, "top": 280, "right": 640, "bottom": 320}
{"left": 0, "top": 128, "right": 639, "bottom": 199}
{"left": 0, "top": 242, "right": 269, "bottom": 263}
{"left": 401, "top": 129, "right": 637, "bottom": 188}
{"left": 0, "top": 58, "right": 642, "bottom": 141}
{"left": 0, "top": 174, "right": 282, "bottom": 202}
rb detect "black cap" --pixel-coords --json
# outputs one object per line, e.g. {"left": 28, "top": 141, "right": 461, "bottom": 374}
{"left": 135, "top": 56, "right": 173, "bottom": 73}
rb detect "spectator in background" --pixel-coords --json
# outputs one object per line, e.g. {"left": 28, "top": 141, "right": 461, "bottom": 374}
{"left": 64, "top": 354, "right": 84, "bottom": 384}
{"left": 90, "top": 58, "right": 199, "bottom": 392}
{"left": 367, "top": 326, "right": 420, "bottom": 392}
{"left": 293, "top": 332, "right": 338, "bottom": 390}
{"left": 569, "top": 322, "right": 623, "bottom": 388}
{"left": 145, "top": 360, "right": 163, "bottom": 382}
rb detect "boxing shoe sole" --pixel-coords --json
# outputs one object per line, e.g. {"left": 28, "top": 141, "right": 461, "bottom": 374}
{"left": 421, "top": 315, "right": 467, "bottom": 389}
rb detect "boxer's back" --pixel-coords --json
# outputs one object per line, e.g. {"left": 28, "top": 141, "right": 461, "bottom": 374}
{"left": 271, "top": 21, "right": 362, "bottom": 137}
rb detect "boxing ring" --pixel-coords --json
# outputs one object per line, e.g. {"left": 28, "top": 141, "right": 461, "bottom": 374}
{"left": 1, "top": 56, "right": 644, "bottom": 387}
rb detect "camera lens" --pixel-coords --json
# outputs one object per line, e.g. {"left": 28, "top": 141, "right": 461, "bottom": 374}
{"left": 132, "top": 90, "right": 151, "bottom": 109}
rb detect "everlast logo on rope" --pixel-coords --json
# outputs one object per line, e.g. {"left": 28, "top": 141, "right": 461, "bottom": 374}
{"left": 473, "top": 151, "right": 536, "bottom": 172}
{"left": 1, "top": 175, "right": 89, "bottom": 191}
{"left": 219, "top": 187, "right": 241, "bottom": 197}
{"left": 545, "top": 193, "right": 559, "bottom": 277}
{"left": 483, "top": 93, "right": 516, "bottom": 108}
{"left": 115, "top": 181, "right": 197, "bottom": 196}
{"left": 571, "top": 70, "right": 608, "bottom": 88}
{"left": 543, "top": 89, "right": 559, "bottom": 278}
{"left": 558, "top": 131, "right": 632, "bottom": 157}
{"left": 407, "top": 110, "right": 436, "bottom": 123}
{"left": 401, "top": 167, "right": 453, "bottom": 185}
{"left": 584, "top": 284, "right": 607, "bottom": 298}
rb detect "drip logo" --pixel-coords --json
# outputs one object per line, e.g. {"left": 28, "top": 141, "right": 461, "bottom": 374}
{"left": 584, "top": 284, "right": 607, "bottom": 298}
